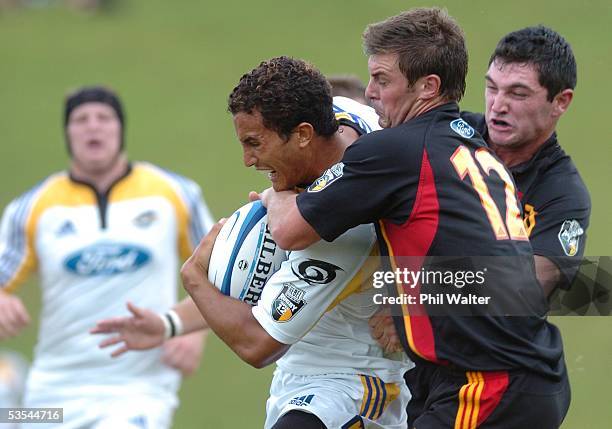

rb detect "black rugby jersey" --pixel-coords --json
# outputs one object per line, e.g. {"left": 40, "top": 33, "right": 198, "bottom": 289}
{"left": 297, "top": 103, "right": 565, "bottom": 379}
{"left": 462, "top": 112, "right": 591, "bottom": 288}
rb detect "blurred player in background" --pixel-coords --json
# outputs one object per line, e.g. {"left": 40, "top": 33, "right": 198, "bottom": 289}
{"left": 0, "top": 86, "right": 214, "bottom": 428}
{"left": 0, "top": 350, "right": 28, "bottom": 405}
{"left": 0, "top": 349, "right": 29, "bottom": 429}
{"left": 94, "top": 57, "right": 414, "bottom": 429}
{"left": 328, "top": 74, "right": 369, "bottom": 105}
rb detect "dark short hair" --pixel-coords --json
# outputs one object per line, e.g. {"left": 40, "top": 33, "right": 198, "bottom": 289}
{"left": 328, "top": 74, "right": 367, "bottom": 103}
{"left": 228, "top": 56, "right": 338, "bottom": 140}
{"left": 363, "top": 7, "right": 468, "bottom": 102}
{"left": 489, "top": 26, "right": 577, "bottom": 101}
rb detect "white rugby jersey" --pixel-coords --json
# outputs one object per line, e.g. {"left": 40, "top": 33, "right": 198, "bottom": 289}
{"left": 253, "top": 98, "right": 412, "bottom": 383}
{"left": 0, "top": 162, "right": 213, "bottom": 396}
{"left": 253, "top": 223, "right": 412, "bottom": 383}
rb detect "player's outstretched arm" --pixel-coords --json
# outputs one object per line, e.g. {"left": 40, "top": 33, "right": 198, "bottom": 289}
{"left": 181, "top": 221, "right": 289, "bottom": 368}
{"left": 91, "top": 298, "right": 209, "bottom": 357}
{"left": 91, "top": 302, "right": 167, "bottom": 356}
{"left": 259, "top": 188, "right": 320, "bottom": 250}
{"left": 161, "top": 297, "right": 210, "bottom": 376}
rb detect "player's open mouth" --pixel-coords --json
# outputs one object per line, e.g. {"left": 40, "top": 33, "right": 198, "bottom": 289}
{"left": 86, "top": 139, "right": 104, "bottom": 148}
{"left": 489, "top": 118, "right": 511, "bottom": 130}
{"left": 256, "top": 168, "right": 277, "bottom": 181}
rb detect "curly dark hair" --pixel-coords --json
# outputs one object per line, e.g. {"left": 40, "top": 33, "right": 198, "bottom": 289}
{"left": 363, "top": 7, "right": 468, "bottom": 102}
{"left": 489, "top": 26, "right": 577, "bottom": 101}
{"left": 228, "top": 56, "right": 338, "bottom": 140}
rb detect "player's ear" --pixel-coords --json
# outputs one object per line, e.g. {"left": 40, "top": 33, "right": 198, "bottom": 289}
{"left": 551, "top": 88, "right": 573, "bottom": 118}
{"left": 418, "top": 74, "right": 442, "bottom": 101}
{"left": 295, "top": 122, "right": 314, "bottom": 148}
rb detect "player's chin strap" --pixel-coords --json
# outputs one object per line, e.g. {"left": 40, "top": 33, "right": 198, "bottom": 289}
{"left": 161, "top": 309, "right": 185, "bottom": 340}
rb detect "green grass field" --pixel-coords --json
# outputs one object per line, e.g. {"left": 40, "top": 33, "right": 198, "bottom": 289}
{"left": 1, "top": 1, "right": 610, "bottom": 427}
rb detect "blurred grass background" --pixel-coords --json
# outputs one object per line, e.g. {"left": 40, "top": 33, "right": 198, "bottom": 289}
{"left": 0, "top": 1, "right": 610, "bottom": 427}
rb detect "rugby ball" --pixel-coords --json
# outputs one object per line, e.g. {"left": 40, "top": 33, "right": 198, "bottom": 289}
{"left": 208, "top": 201, "right": 287, "bottom": 305}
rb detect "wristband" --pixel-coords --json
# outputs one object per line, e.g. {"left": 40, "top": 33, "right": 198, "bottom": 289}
{"left": 166, "top": 309, "right": 184, "bottom": 337}
{"left": 161, "top": 313, "right": 172, "bottom": 340}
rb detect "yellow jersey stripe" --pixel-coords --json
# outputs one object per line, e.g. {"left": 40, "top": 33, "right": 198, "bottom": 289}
{"left": 359, "top": 375, "right": 369, "bottom": 416}
{"left": 469, "top": 371, "right": 485, "bottom": 429}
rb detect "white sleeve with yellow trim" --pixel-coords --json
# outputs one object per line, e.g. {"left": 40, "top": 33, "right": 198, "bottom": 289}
{"left": 252, "top": 223, "right": 376, "bottom": 345}
{"left": 0, "top": 182, "right": 45, "bottom": 292}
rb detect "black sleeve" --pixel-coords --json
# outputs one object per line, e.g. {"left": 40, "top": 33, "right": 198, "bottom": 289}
{"left": 296, "top": 130, "right": 421, "bottom": 241}
{"left": 527, "top": 183, "right": 591, "bottom": 289}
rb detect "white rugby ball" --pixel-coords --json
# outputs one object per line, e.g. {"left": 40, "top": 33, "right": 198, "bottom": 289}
{"left": 208, "top": 201, "right": 287, "bottom": 305}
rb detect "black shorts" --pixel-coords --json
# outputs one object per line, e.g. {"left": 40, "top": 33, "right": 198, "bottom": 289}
{"left": 406, "top": 362, "right": 570, "bottom": 429}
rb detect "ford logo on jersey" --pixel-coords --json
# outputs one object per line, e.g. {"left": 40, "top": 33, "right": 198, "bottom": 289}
{"left": 64, "top": 242, "right": 152, "bottom": 276}
{"left": 450, "top": 118, "right": 475, "bottom": 139}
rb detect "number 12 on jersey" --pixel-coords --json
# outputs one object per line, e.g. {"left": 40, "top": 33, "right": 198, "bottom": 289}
{"left": 451, "top": 146, "right": 528, "bottom": 241}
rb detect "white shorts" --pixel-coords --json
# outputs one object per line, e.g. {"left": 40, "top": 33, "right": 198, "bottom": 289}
{"left": 266, "top": 368, "right": 410, "bottom": 429}
{"left": 22, "top": 388, "right": 176, "bottom": 429}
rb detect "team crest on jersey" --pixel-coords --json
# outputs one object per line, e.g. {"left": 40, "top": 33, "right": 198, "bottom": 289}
{"left": 558, "top": 220, "right": 584, "bottom": 256}
{"left": 133, "top": 210, "right": 158, "bottom": 228}
{"left": 450, "top": 118, "right": 475, "bottom": 139}
{"left": 271, "top": 283, "right": 306, "bottom": 322}
{"left": 307, "top": 162, "right": 344, "bottom": 193}
{"left": 291, "top": 259, "right": 343, "bottom": 285}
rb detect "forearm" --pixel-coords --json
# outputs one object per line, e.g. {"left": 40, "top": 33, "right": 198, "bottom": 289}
{"left": 173, "top": 297, "right": 209, "bottom": 333}
{"left": 265, "top": 190, "right": 320, "bottom": 250}
{"left": 183, "top": 278, "right": 285, "bottom": 368}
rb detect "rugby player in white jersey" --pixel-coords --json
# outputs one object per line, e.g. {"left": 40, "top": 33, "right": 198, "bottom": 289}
{"left": 93, "top": 57, "right": 413, "bottom": 429}
{"left": 0, "top": 86, "right": 214, "bottom": 428}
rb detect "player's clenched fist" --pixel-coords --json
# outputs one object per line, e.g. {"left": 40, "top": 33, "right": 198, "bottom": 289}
{"left": 0, "top": 290, "right": 30, "bottom": 340}
{"left": 368, "top": 306, "right": 402, "bottom": 354}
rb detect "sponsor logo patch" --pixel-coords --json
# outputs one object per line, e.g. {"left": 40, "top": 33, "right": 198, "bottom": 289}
{"left": 558, "top": 220, "right": 584, "bottom": 256}
{"left": 307, "top": 162, "right": 344, "bottom": 193}
{"left": 450, "top": 118, "right": 475, "bottom": 139}
{"left": 291, "top": 259, "right": 343, "bottom": 285}
{"left": 289, "top": 394, "right": 315, "bottom": 406}
{"left": 64, "top": 242, "right": 151, "bottom": 276}
{"left": 271, "top": 284, "right": 306, "bottom": 322}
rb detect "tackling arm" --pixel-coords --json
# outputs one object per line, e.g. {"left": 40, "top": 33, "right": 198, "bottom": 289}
{"left": 260, "top": 189, "right": 320, "bottom": 251}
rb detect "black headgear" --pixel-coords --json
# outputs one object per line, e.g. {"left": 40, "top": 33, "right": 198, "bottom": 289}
{"left": 64, "top": 86, "right": 125, "bottom": 152}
